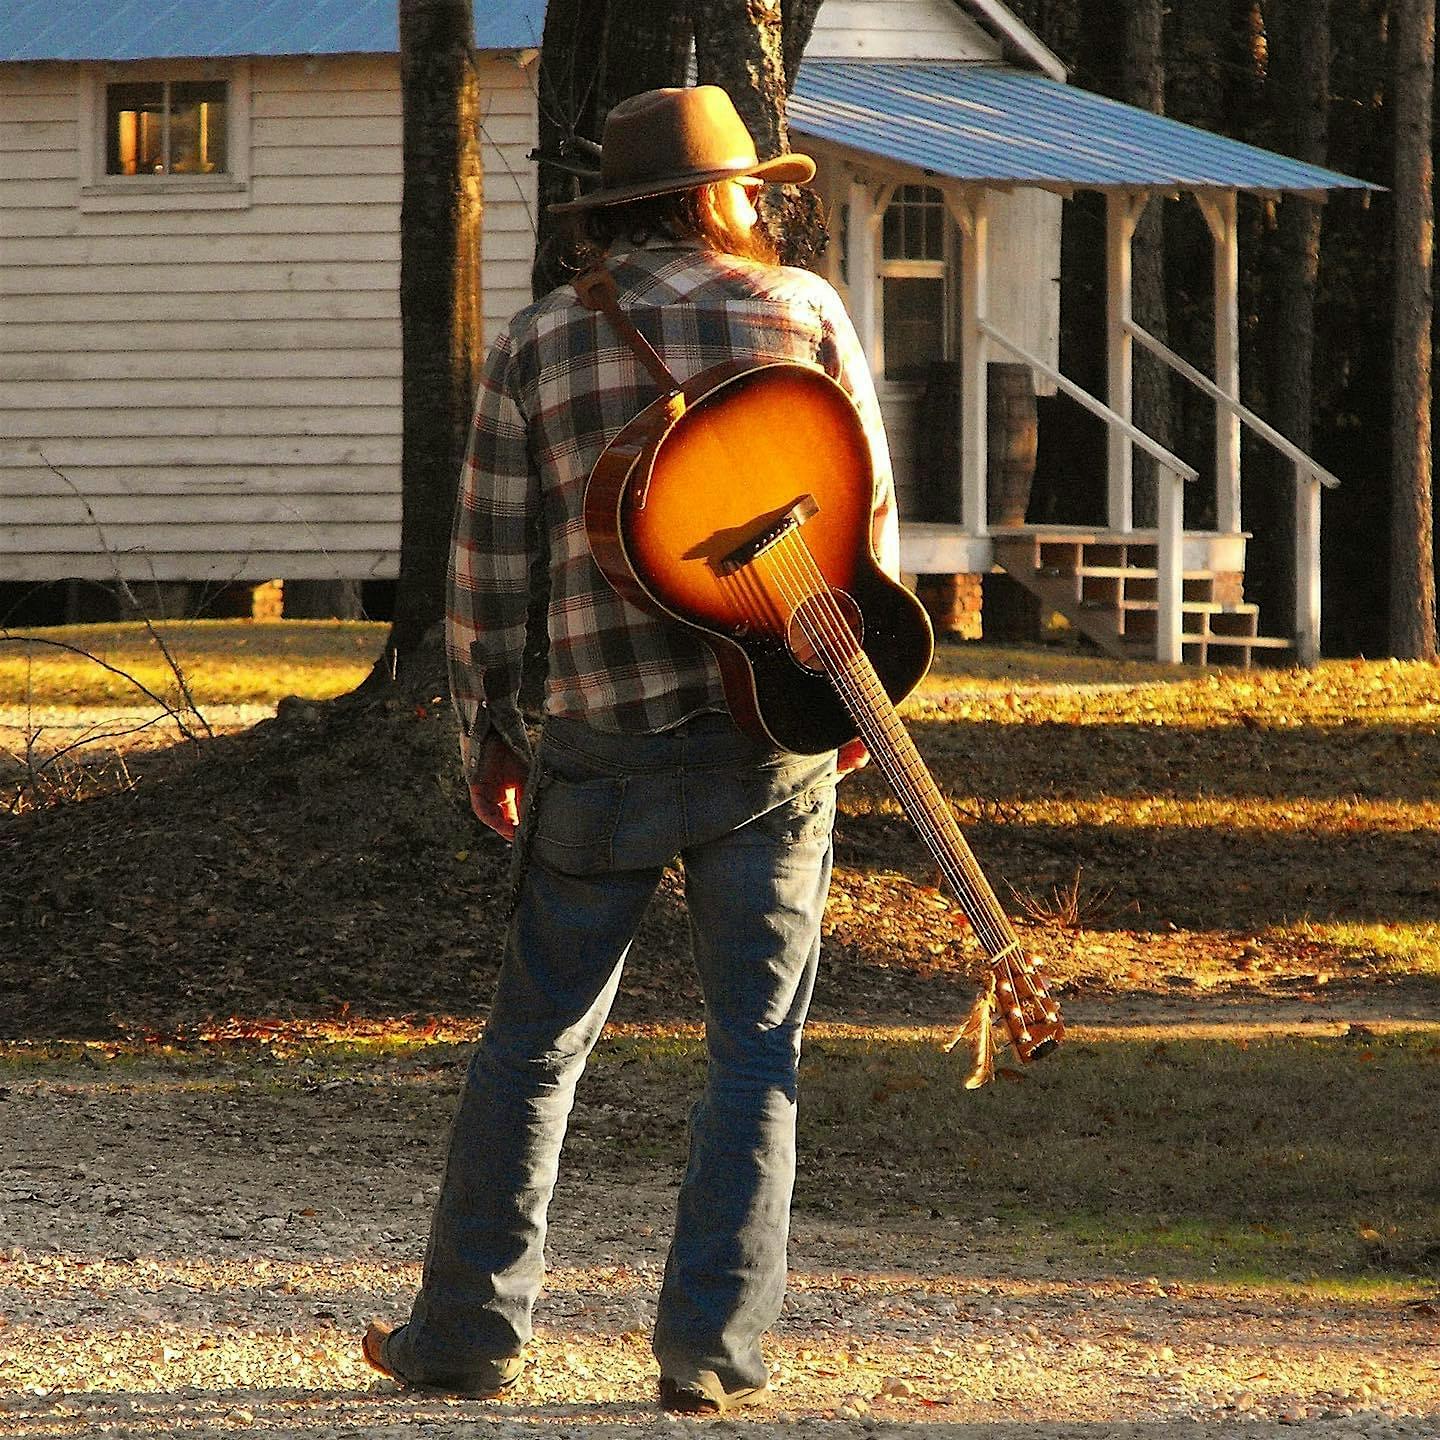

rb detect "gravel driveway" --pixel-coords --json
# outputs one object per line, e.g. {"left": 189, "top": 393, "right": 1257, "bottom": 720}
{"left": 2, "top": 1038, "right": 1436, "bottom": 1440}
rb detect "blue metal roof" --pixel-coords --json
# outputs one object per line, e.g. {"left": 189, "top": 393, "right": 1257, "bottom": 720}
{"left": 0, "top": 0, "right": 545, "bottom": 61}
{"left": 792, "top": 62, "right": 1375, "bottom": 194}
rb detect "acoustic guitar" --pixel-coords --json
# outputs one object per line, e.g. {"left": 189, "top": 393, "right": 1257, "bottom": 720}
{"left": 584, "top": 356, "right": 1064, "bottom": 1081}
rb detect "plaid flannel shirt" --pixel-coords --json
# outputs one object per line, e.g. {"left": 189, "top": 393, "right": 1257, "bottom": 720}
{"left": 447, "top": 241, "right": 898, "bottom": 782}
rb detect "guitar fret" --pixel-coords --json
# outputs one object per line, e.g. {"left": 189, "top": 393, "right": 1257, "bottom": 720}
{"left": 835, "top": 649, "right": 1016, "bottom": 945}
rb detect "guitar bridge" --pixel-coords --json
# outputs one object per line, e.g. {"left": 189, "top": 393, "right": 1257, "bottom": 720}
{"left": 720, "top": 494, "right": 819, "bottom": 575}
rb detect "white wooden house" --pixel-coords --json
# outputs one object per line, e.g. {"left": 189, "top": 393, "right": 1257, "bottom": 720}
{"left": 0, "top": 0, "right": 1370, "bottom": 661}
{"left": 0, "top": 0, "right": 543, "bottom": 606}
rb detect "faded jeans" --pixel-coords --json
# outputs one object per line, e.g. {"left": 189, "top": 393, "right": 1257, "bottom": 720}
{"left": 397, "top": 712, "right": 838, "bottom": 1393}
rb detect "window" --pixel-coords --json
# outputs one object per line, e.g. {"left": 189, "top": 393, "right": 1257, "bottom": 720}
{"left": 879, "top": 184, "right": 951, "bottom": 382}
{"left": 106, "top": 80, "right": 229, "bottom": 176}
{"left": 883, "top": 274, "right": 948, "bottom": 379}
{"left": 882, "top": 184, "right": 946, "bottom": 263}
{"left": 80, "top": 63, "right": 250, "bottom": 213}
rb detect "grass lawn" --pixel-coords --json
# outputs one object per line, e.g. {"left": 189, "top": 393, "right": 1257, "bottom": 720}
{"left": 0, "top": 619, "right": 385, "bottom": 706}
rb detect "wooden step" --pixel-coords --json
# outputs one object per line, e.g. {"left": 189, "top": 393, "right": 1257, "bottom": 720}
{"left": 1123, "top": 606, "right": 1262, "bottom": 638}
{"left": 1072, "top": 565, "right": 1217, "bottom": 580}
{"left": 1186, "top": 632, "right": 1294, "bottom": 669}
{"left": 1087, "top": 576, "right": 1222, "bottom": 606}
{"left": 1111, "top": 599, "right": 1261, "bottom": 616}
{"left": 992, "top": 530, "right": 1289, "bottom": 668}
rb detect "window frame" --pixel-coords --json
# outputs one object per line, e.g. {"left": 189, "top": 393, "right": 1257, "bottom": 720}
{"left": 877, "top": 184, "right": 953, "bottom": 384}
{"left": 79, "top": 60, "right": 252, "bottom": 213}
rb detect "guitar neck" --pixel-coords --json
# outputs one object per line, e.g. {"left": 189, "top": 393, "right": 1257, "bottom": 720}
{"left": 829, "top": 646, "right": 1019, "bottom": 963}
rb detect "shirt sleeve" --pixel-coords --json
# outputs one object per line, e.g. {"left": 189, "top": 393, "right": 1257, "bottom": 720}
{"left": 816, "top": 288, "right": 902, "bottom": 580}
{"left": 446, "top": 324, "right": 540, "bottom": 781}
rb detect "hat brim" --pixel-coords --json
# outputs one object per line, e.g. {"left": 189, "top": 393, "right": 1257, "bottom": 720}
{"left": 549, "top": 152, "right": 815, "bottom": 214}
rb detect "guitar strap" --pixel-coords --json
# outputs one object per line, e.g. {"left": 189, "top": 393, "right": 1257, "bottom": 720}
{"left": 573, "top": 267, "right": 685, "bottom": 398}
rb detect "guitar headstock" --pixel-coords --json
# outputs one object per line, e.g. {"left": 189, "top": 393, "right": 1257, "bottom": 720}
{"left": 993, "top": 945, "right": 1065, "bottom": 1063}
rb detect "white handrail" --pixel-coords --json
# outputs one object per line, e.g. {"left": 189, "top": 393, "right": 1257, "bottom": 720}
{"left": 978, "top": 319, "right": 1199, "bottom": 483}
{"left": 1156, "top": 469, "right": 1185, "bottom": 664}
{"left": 1125, "top": 320, "right": 1342, "bottom": 490}
{"left": 979, "top": 317, "right": 1194, "bottom": 664}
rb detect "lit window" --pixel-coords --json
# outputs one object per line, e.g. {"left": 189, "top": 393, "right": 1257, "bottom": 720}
{"left": 106, "top": 80, "right": 228, "bottom": 176}
{"left": 880, "top": 185, "right": 950, "bottom": 381}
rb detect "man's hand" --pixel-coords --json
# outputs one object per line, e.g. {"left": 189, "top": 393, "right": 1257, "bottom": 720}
{"left": 837, "top": 738, "right": 870, "bottom": 776}
{"left": 469, "top": 735, "right": 529, "bottom": 841}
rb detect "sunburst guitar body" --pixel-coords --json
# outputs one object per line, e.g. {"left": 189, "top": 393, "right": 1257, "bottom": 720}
{"left": 585, "top": 360, "right": 932, "bottom": 753}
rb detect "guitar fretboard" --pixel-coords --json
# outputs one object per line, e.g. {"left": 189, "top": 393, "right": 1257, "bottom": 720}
{"left": 827, "top": 643, "right": 1021, "bottom": 960}
{"left": 757, "top": 535, "right": 1019, "bottom": 961}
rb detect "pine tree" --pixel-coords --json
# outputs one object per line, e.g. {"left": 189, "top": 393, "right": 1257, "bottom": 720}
{"left": 1388, "top": 0, "right": 1437, "bottom": 657}
{"left": 369, "top": 0, "right": 483, "bottom": 693}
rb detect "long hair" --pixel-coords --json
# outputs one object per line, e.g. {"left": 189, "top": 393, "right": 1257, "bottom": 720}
{"left": 565, "top": 181, "right": 780, "bottom": 271}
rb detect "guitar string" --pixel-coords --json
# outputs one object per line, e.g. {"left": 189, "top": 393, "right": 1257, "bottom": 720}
{"left": 755, "top": 534, "right": 1058, "bottom": 1037}
{"left": 754, "top": 533, "right": 1022, "bottom": 964}
{"left": 717, "top": 526, "right": 1056, "bottom": 1041}
{"left": 755, "top": 536, "right": 1013, "bottom": 958}
{"left": 761, "top": 535, "right": 1019, "bottom": 960}
{"left": 766, "top": 529, "right": 1059, "bottom": 1036}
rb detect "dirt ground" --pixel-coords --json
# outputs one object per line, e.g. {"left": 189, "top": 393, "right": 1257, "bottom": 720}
{"left": 1, "top": 694, "right": 1438, "bottom": 1436}
{"left": 1, "top": 1018, "right": 1438, "bottom": 1439}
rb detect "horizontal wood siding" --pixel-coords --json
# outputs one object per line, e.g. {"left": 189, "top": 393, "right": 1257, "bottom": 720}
{"left": 806, "top": 0, "right": 999, "bottom": 60}
{"left": 478, "top": 55, "right": 539, "bottom": 341}
{"left": 0, "top": 54, "right": 405, "bottom": 583}
{"left": 2, "top": 51, "right": 542, "bottom": 583}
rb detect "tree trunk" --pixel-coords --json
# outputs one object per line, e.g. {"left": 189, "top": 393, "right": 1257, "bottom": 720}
{"left": 1122, "top": 0, "right": 1172, "bottom": 528}
{"left": 371, "top": 0, "right": 483, "bottom": 696}
{"left": 781, "top": 0, "right": 827, "bottom": 89}
{"left": 693, "top": 0, "right": 829, "bottom": 267}
{"left": 531, "top": 0, "right": 694, "bottom": 298}
{"left": 1261, "top": 0, "right": 1331, "bottom": 638}
{"left": 603, "top": 0, "right": 696, "bottom": 107}
{"left": 1388, "top": 0, "right": 1438, "bottom": 657}
{"left": 532, "top": 0, "right": 610, "bottom": 299}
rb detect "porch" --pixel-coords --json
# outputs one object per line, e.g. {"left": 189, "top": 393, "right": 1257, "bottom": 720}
{"left": 789, "top": 62, "right": 1372, "bottom": 666}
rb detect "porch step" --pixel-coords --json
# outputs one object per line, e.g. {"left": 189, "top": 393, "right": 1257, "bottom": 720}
{"left": 992, "top": 533, "right": 1292, "bottom": 669}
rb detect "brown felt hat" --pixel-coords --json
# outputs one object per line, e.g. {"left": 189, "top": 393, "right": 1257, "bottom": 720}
{"left": 550, "top": 85, "right": 815, "bottom": 213}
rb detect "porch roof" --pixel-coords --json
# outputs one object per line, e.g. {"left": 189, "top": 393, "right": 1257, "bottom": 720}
{"left": 791, "top": 62, "right": 1376, "bottom": 196}
{"left": 0, "top": 0, "right": 545, "bottom": 61}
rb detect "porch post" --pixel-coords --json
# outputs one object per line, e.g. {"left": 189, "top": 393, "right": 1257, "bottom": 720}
{"left": 1106, "top": 191, "right": 1145, "bottom": 533}
{"left": 953, "top": 188, "right": 991, "bottom": 536}
{"left": 1199, "top": 190, "right": 1242, "bottom": 535}
{"left": 1156, "top": 467, "right": 1185, "bottom": 664}
{"left": 1294, "top": 463, "right": 1322, "bottom": 665}
{"left": 846, "top": 177, "right": 887, "bottom": 378}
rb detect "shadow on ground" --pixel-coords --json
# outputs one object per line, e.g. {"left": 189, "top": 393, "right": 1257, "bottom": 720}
{"left": 1, "top": 699, "right": 1435, "bottom": 1040}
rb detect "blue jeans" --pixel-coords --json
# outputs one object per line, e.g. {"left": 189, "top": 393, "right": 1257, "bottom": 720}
{"left": 398, "top": 713, "right": 837, "bottom": 1392}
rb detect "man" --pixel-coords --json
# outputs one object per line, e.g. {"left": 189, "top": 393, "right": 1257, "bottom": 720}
{"left": 364, "top": 85, "right": 898, "bottom": 1415}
